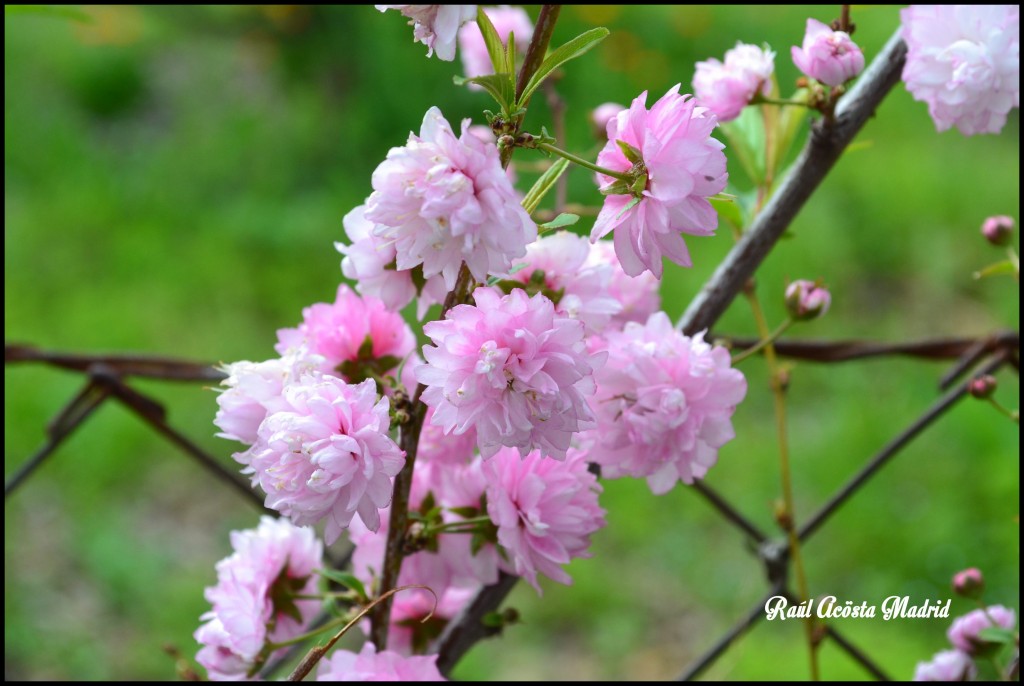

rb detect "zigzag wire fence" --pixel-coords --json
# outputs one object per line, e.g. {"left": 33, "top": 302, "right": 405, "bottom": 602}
{"left": 4, "top": 28, "right": 1020, "bottom": 682}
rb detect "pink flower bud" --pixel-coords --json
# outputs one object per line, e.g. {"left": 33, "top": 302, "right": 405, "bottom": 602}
{"left": 952, "top": 568, "right": 985, "bottom": 599}
{"left": 785, "top": 280, "right": 831, "bottom": 321}
{"left": 981, "top": 215, "right": 1015, "bottom": 247}
{"left": 590, "top": 102, "right": 626, "bottom": 138}
{"left": 968, "top": 374, "right": 998, "bottom": 399}
{"left": 791, "top": 18, "right": 865, "bottom": 87}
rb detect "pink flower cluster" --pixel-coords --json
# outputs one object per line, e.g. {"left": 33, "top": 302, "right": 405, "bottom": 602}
{"left": 791, "top": 18, "right": 865, "bottom": 87}
{"left": 483, "top": 447, "right": 606, "bottom": 592}
{"left": 365, "top": 107, "right": 536, "bottom": 291}
{"left": 377, "top": 5, "right": 477, "bottom": 62}
{"left": 901, "top": 5, "right": 1020, "bottom": 135}
{"left": 947, "top": 605, "right": 1016, "bottom": 654}
{"left": 583, "top": 312, "right": 747, "bottom": 494}
{"left": 592, "top": 85, "right": 728, "bottom": 279}
{"left": 416, "top": 287, "right": 598, "bottom": 460}
{"left": 195, "top": 517, "right": 323, "bottom": 681}
{"left": 458, "top": 6, "right": 533, "bottom": 81}
{"left": 248, "top": 377, "right": 405, "bottom": 543}
{"left": 912, "top": 649, "right": 976, "bottom": 681}
{"left": 317, "top": 642, "right": 445, "bottom": 681}
{"left": 694, "top": 42, "right": 776, "bottom": 122}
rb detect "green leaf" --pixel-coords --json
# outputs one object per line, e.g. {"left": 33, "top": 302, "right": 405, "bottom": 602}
{"left": 317, "top": 569, "right": 368, "bottom": 601}
{"left": 973, "top": 259, "right": 1017, "bottom": 279}
{"left": 475, "top": 6, "right": 512, "bottom": 76}
{"left": 5, "top": 5, "right": 92, "bottom": 21}
{"left": 711, "top": 196, "right": 744, "bottom": 232}
{"left": 505, "top": 29, "right": 516, "bottom": 75}
{"left": 599, "top": 179, "right": 631, "bottom": 196}
{"left": 616, "top": 196, "right": 641, "bottom": 220}
{"left": 977, "top": 627, "right": 1017, "bottom": 644}
{"left": 616, "top": 139, "right": 643, "bottom": 165}
{"left": 521, "top": 157, "right": 570, "bottom": 214}
{"left": 454, "top": 73, "right": 515, "bottom": 114}
{"left": 721, "top": 106, "right": 766, "bottom": 186}
{"left": 538, "top": 213, "right": 579, "bottom": 230}
{"left": 518, "top": 27, "right": 610, "bottom": 107}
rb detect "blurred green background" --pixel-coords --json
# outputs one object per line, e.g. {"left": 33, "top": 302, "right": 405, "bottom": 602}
{"left": 4, "top": 5, "right": 1019, "bottom": 681}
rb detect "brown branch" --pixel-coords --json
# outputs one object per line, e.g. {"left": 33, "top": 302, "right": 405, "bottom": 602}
{"left": 679, "top": 31, "right": 908, "bottom": 335}
{"left": 434, "top": 572, "right": 520, "bottom": 676}
{"left": 5, "top": 343, "right": 225, "bottom": 382}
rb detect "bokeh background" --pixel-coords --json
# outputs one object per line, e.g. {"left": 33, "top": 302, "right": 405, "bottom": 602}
{"left": 4, "top": 5, "right": 1019, "bottom": 681}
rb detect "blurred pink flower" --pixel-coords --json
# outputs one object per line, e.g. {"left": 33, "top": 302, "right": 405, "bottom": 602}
{"left": 377, "top": 5, "right": 477, "bottom": 62}
{"left": 366, "top": 107, "right": 536, "bottom": 289}
{"left": 947, "top": 605, "right": 1017, "bottom": 654}
{"left": 458, "top": 6, "right": 533, "bottom": 80}
{"left": 416, "top": 287, "right": 598, "bottom": 460}
{"left": 584, "top": 312, "right": 747, "bottom": 494}
{"left": 901, "top": 5, "right": 1019, "bottom": 135}
{"left": 195, "top": 517, "right": 323, "bottom": 681}
{"left": 791, "top": 18, "right": 865, "bottom": 87}
{"left": 317, "top": 642, "right": 445, "bottom": 681}
{"left": 694, "top": 42, "right": 775, "bottom": 121}
{"left": 591, "top": 102, "right": 626, "bottom": 137}
{"left": 784, "top": 279, "right": 831, "bottom": 321}
{"left": 981, "top": 215, "right": 1015, "bottom": 246}
{"left": 591, "top": 85, "right": 727, "bottom": 278}
{"left": 912, "top": 649, "right": 976, "bottom": 681}
{"left": 483, "top": 447, "right": 605, "bottom": 592}
{"left": 248, "top": 376, "right": 405, "bottom": 543}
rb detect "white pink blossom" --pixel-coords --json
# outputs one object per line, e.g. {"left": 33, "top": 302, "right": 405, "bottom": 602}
{"left": 499, "top": 231, "right": 622, "bottom": 334}
{"left": 901, "top": 5, "right": 1020, "bottom": 136}
{"left": 377, "top": 5, "right": 477, "bottom": 62}
{"left": 275, "top": 284, "right": 416, "bottom": 382}
{"left": 248, "top": 376, "right": 405, "bottom": 543}
{"left": 947, "top": 605, "right": 1017, "bottom": 654}
{"left": 791, "top": 18, "right": 865, "bottom": 87}
{"left": 583, "top": 312, "right": 747, "bottom": 494}
{"left": 366, "top": 107, "right": 536, "bottom": 289}
{"left": 591, "top": 85, "right": 728, "bottom": 279}
{"left": 317, "top": 642, "right": 446, "bottom": 681}
{"left": 913, "top": 649, "right": 976, "bottom": 681}
{"left": 458, "top": 6, "right": 533, "bottom": 81}
{"left": 584, "top": 239, "right": 661, "bottom": 327}
{"left": 195, "top": 517, "right": 323, "bottom": 681}
{"left": 694, "top": 42, "right": 776, "bottom": 122}
{"left": 483, "top": 447, "right": 606, "bottom": 592}
{"left": 416, "top": 287, "right": 599, "bottom": 460}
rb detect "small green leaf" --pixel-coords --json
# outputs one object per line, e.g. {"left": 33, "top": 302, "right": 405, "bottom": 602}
{"left": 616, "top": 196, "right": 641, "bottom": 220}
{"left": 721, "top": 106, "right": 766, "bottom": 186}
{"left": 482, "top": 611, "right": 505, "bottom": 628}
{"left": 317, "top": 569, "right": 368, "bottom": 601}
{"left": 538, "top": 213, "right": 580, "bottom": 231}
{"left": 973, "top": 259, "right": 1017, "bottom": 279}
{"left": 357, "top": 335, "right": 374, "bottom": 361}
{"left": 977, "top": 627, "right": 1017, "bottom": 644}
{"left": 599, "top": 179, "right": 631, "bottom": 196}
{"left": 518, "top": 27, "right": 610, "bottom": 107}
{"left": 710, "top": 196, "right": 744, "bottom": 232}
{"left": 475, "top": 6, "right": 512, "bottom": 76}
{"left": 505, "top": 29, "right": 516, "bottom": 74}
{"left": 520, "top": 157, "right": 570, "bottom": 214}
{"left": 448, "top": 506, "right": 480, "bottom": 519}
{"left": 616, "top": 139, "right": 643, "bottom": 165}
{"left": 629, "top": 172, "right": 648, "bottom": 195}
{"left": 454, "top": 73, "right": 515, "bottom": 114}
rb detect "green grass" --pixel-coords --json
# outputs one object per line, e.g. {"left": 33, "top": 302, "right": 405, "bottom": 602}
{"left": 5, "top": 5, "right": 1019, "bottom": 680}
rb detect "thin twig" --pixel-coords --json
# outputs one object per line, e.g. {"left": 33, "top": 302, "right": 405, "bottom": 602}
{"left": 434, "top": 572, "right": 520, "bottom": 676}
{"left": 823, "top": 625, "right": 890, "bottom": 681}
{"left": 679, "top": 31, "right": 908, "bottom": 335}
{"left": 691, "top": 481, "right": 767, "bottom": 543}
{"left": 5, "top": 343, "right": 225, "bottom": 382}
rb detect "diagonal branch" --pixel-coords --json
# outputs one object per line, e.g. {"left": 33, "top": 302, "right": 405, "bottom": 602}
{"left": 5, "top": 343, "right": 225, "bottom": 382}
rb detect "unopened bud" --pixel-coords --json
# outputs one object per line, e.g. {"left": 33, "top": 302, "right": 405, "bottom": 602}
{"left": 952, "top": 568, "right": 985, "bottom": 599}
{"left": 590, "top": 102, "right": 626, "bottom": 139}
{"left": 981, "top": 215, "right": 1014, "bottom": 247}
{"left": 785, "top": 280, "right": 831, "bottom": 321}
{"left": 968, "top": 374, "right": 997, "bottom": 399}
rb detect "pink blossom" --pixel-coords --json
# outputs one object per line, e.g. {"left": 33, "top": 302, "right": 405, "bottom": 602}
{"left": 338, "top": 205, "right": 447, "bottom": 318}
{"left": 317, "top": 642, "right": 445, "bottom": 681}
{"left": 483, "top": 447, "right": 605, "bottom": 592}
{"left": 377, "top": 5, "right": 477, "bottom": 62}
{"left": 418, "top": 407, "right": 478, "bottom": 466}
{"left": 585, "top": 239, "right": 661, "bottom": 327}
{"left": 913, "top": 649, "right": 976, "bottom": 681}
{"left": 784, "top": 279, "right": 831, "bottom": 320}
{"left": 694, "top": 42, "right": 775, "bottom": 122}
{"left": 947, "top": 605, "right": 1017, "bottom": 654}
{"left": 981, "top": 215, "right": 1015, "bottom": 246}
{"left": 591, "top": 85, "right": 728, "bottom": 279}
{"left": 416, "top": 287, "right": 598, "bottom": 460}
{"left": 791, "top": 18, "right": 865, "bottom": 87}
{"left": 366, "top": 107, "right": 536, "bottom": 289}
{"left": 901, "top": 5, "right": 1019, "bottom": 135}
{"left": 499, "top": 231, "right": 622, "bottom": 334}
{"left": 591, "top": 102, "right": 626, "bottom": 137}
{"left": 248, "top": 376, "right": 405, "bottom": 543}
{"left": 583, "top": 312, "right": 747, "bottom": 494}
{"left": 214, "top": 349, "right": 326, "bottom": 448}
{"left": 458, "top": 6, "right": 533, "bottom": 81}
{"left": 275, "top": 284, "right": 416, "bottom": 385}
{"left": 195, "top": 517, "right": 323, "bottom": 681}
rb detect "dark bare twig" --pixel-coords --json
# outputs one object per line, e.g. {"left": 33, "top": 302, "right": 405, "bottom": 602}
{"left": 5, "top": 343, "right": 225, "bottom": 382}
{"left": 5, "top": 380, "right": 110, "bottom": 497}
{"left": 692, "top": 481, "right": 768, "bottom": 543}
{"left": 434, "top": 572, "right": 520, "bottom": 676}
{"left": 680, "top": 31, "right": 908, "bottom": 335}
{"left": 799, "top": 354, "right": 1007, "bottom": 542}
{"left": 823, "top": 626, "right": 890, "bottom": 681}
